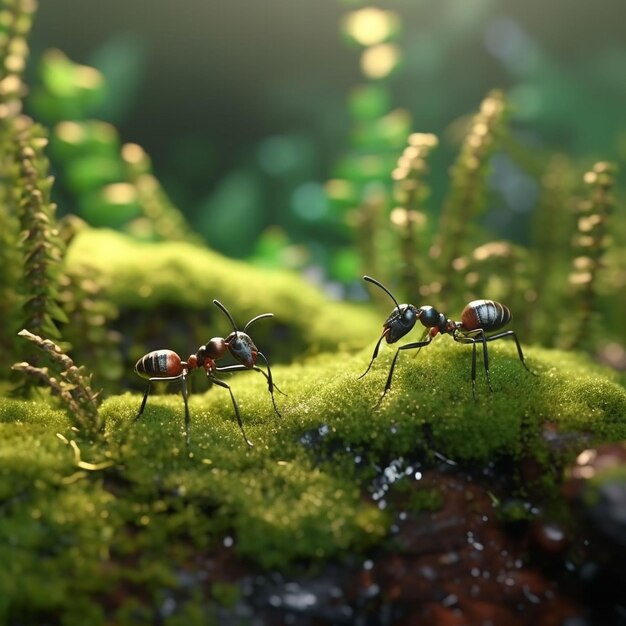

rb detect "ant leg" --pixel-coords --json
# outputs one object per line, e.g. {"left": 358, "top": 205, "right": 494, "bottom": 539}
{"left": 480, "top": 332, "right": 493, "bottom": 392}
{"left": 180, "top": 372, "right": 191, "bottom": 448}
{"left": 215, "top": 365, "right": 286, "bottom": 396}
{"left": 381, "top": 350, "right": 401, "bottom": 403}
{"left": 135, "top": 374, "right": 186, "bottom": 421}
{"left": 471, "top": 341, "right": 478, "bottom": 400}
{"left": 460, "top": 338, "right": 480, "bottom": 400}
{"left": 380, "top": 337, "right": 433, "bottom": 403}
{"left": 208, "top": 375, "right": 254, "bottom": 448}
{"left": 135, "top": 379, "right": 153, "bottom": 421}
{"left": 216, "top": 355, "right": 283, "bottom": 418}
{"left": 485, "top": 330, "right": 535, "bottom": 375}
{"left": 454, "top": 330, "right": 491, "bottom": 398}
{"left": 255, "top": 352, "right": 282, "bottom": 418}
{"left": 411, "top": 328, "right": 431, "bottom": 359}
{"left": 358, "top": 332, "right": 387, "bottom": 379}
{"left": 135, "top": 374, "right": 188, "bottom": 430}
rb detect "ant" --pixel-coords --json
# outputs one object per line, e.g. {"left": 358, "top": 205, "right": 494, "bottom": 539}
{"left": 134, "top": 299, "right": 282, "bottom": 449}
{"left": 359, "top": 275, "right": 534, "bottom": 401}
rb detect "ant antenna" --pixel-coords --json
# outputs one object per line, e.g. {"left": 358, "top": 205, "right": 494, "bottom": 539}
{"left": 213, "top": 299, "right": 238, "bottom": 332}
{"left": 363, "top": 276, "right": 401, "bottom": 314}
{"left": 244, "top": 313, "right": 273, "bottom": 333}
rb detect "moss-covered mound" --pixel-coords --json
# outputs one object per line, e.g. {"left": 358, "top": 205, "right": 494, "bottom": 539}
{"left": 2, "top": 338, "right": 625, "bottom": 623}
{"left": 64, "top": 228, "right": 380, "bottom": 364}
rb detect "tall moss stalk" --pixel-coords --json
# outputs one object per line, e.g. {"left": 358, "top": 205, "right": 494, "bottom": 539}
{"left": 327, "top": 6, "right": 410, "bottom": 291}
{"left": 15, "top": 118, "right": 67, "bottom": 340}
{"left": 529, "top": 154, "right": 578, "bottom": 346}
{"left": 561, "top": 162, "right": 617, "bottom": 351}
{"left": 0, "top": 0, "right": 46, "bottom": 375}
{"left": 13, "top": 329, "right": 102, "bottom": 436}
{"left": 121, "top": 142, "right": 198, "bottom": 242}
{"left": 389, "top": 132, "right": 438, "bottom": 304}
{"left": 432, "top": 90, "right": 507, "bottom": 305}
{"left": 0, "top": 0, "right": 35, "bottom": 115}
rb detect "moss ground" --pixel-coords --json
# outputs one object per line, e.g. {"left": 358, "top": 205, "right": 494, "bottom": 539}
{"left": 2, "top": 337, "right": 626, "bottom": 623}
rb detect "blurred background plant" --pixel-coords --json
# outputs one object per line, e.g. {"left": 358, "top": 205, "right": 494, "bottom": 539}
{"left": 1, "top": 0, "right": 624, "bottom": 402}
{"left": 26, "top": 0, "right": 626, "bottom": 266}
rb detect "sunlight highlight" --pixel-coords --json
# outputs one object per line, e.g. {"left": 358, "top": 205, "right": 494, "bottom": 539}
{"left": 361, "top": 43, "right": 401, "bottom": 79}
{"left": 343, "top": 8, "right": 397, "bottom": 46}
{"left": 103, "top": 183, "right": 137, "bottom": 204}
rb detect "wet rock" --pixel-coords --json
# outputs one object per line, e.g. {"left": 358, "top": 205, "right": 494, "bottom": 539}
{"left": 530, "top": 520, "right": 569, "bottom": 554}
{"left": 155, "top": 451, "right": 619, "bottom": 625}
{"left": 362, "top": 466, "right": 582, "bottom": 626}
{"left": 559, "top": 443, "right": 626, "bottom": 625}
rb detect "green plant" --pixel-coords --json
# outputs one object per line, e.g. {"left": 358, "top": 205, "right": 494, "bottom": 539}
{"left": 0, "top": 2, "right": 126, "bottom": 395}
{"left": 433, "top": 89, "right": 508, "bottom": 304}
{"left": 528, "top": 153, "right": 579, "bottom": 345}
{"left": 14, "top": 117, "right": 67, "bottom": 342}
{"left": 561, "top": 161, "right": 617, "bottom": 350}
{"left": 325, "top": 5, "right": 409, "bottom": 286}
{"left": 389, "top": 132, "right": 438, "bottom": 304}
{"left": 0, "top": 1, "right": 32, "bottom": 365}
{"left": 12, "top": 329, "right": 102, "bottom": 436}
{"left": 30, "top": 49, "right": 198, "bottom": 243}
{"left": 0, "top": 0, "right": 69, "bottom": 384}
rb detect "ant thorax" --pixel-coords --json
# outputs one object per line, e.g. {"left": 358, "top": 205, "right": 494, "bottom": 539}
{"left": 417, "top": 306, "right": 443, "bottom": 328}
{"left": 444, "top": 319, "right": 459, "bottom": 334}
{"left": 204, "top": 338, "right": 228, "bottom": 360}
{"left": 426, "top": 317, "right": 458, "bottom": 338}
{"left": 192, "top": 347, "right": 217, "bottom": 373}
{"left": 417, "top": 307, "right": 458, "bottom": 335}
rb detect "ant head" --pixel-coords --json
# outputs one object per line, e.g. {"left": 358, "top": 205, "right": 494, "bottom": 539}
{"left": 363, "top": 276, "right": 418, "bottom": 344}
{"left": 225, "top": 331, "right": 258, "bottom": 368}
{"left": 383, "top": 304, "right": 418, "bottom": 343}
{"left": 213, "top": 300, "right": 273, "bottom": 368}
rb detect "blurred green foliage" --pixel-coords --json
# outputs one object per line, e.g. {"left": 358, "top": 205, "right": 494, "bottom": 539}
{"left": 29, "top": 49, "right": 196, "bottom": 242}
{"left": 26, "top": 0, "right": 626, "bottom": 267}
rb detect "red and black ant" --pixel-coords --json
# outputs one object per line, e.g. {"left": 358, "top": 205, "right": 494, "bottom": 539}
{"left": 134, "top": 299, "right": 282, "bottom": 448}
{"left": 359, "top": 275, "right": 534, "bottom": 401}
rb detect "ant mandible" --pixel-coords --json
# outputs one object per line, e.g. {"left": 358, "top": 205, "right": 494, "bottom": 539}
{"left": 359, "top": 275, "right": 534, "bottom": 401}
{"left": 134, "top": 299, "right": 282, "bottom": 449}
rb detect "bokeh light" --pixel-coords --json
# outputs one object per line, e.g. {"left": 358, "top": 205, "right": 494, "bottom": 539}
{"left": 342, "top": 7, "right": 399, "bottom": 47}
{"left": 360, "top": 43, "right": 401, "bottom": 79}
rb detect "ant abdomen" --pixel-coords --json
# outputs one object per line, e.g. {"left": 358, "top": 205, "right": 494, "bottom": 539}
{"left": 135, "top": 349, "right": 185, "bottom": 379}
{"left": 461, "top": 300, "right": 511, "bottom": 332}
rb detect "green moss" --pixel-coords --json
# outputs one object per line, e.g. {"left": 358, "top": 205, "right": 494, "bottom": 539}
{"left": 275, "top": 340, "right": 626, "bottom": 462}
{"left": 1, "top": 340, "right": 625, "bottom": 620}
